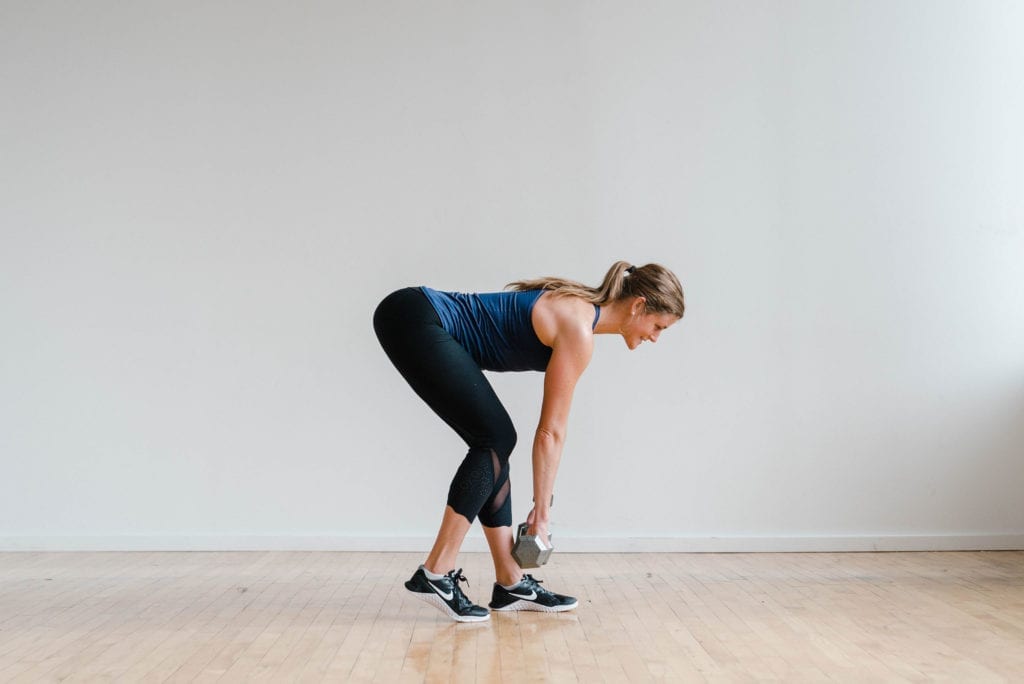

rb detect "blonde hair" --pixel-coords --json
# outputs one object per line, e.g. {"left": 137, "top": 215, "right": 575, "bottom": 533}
{"left": 507, "top": 261, "right": 685, "bottom": 318}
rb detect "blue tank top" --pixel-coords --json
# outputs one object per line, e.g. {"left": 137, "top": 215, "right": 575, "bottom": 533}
{"left": 420, "top": 287, "right": 600, "bottom": 372}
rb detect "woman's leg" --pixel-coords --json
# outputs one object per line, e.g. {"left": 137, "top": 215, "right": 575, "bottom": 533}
{"left": 482, "top": 524, "right": 522, "bottom": 587}
{"left": 424, "top": 505, "right": 471, "bottom": 575}
{"left": 374, "top": 288, "right": 517, "bottom": 568}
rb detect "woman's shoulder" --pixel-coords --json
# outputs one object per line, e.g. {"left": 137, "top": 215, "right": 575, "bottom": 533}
{"left": 531, "top": 292, "right": 596, "bottom": 347}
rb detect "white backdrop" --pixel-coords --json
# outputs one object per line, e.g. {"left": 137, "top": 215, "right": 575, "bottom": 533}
{"left": 2, "top": 1, "right": 1022, "bottom": 551}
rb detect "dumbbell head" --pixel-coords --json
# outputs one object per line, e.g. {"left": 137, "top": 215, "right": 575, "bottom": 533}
{"left": 512, "top": 522, "right": 554, "bottom": 569}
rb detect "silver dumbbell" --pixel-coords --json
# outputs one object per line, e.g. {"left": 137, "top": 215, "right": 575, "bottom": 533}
{"left": 511, "top": 522, "right": 553, "bottom": 569}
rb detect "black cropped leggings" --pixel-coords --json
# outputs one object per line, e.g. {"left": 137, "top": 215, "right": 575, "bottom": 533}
{"left": 373, "top": 287, "right": 515, "bottom": 527}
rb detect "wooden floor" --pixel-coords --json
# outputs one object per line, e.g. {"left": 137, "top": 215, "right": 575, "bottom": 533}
{"left": 1, "top": 551, "right": 1022, "bottom": 682}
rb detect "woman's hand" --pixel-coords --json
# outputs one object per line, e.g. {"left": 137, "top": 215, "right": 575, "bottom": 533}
{"left": 526, "top": 506, "right": 552, "bottom": 549}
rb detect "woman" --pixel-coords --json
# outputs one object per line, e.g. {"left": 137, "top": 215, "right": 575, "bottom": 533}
{"left": 373, "top": 261, "right": 684, "bottom": 622}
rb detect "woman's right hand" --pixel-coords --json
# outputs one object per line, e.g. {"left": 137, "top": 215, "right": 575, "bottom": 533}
{"left": 525, "top": 506, "right": 552, "bottom": 549}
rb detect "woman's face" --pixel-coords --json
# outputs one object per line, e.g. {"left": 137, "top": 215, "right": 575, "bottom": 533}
{"left": 622, "top": 310, "right": 680, "bottom": 350}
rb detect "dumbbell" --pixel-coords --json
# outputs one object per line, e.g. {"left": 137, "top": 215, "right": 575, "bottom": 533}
{"left": 511, "top": 522, "right": 553, "bottom": 569}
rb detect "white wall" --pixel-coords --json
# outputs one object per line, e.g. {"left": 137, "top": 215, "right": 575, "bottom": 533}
{"left": 2, "top": 1, "right": 1022, "bottom": 551}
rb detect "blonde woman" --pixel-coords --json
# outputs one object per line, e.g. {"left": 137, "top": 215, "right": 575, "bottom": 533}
{"left": 373, "top": 262, "right": 685, "bottom": 622}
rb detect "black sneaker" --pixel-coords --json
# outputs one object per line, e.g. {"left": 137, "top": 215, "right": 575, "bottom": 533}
{"left": 405, "top": 566, "right": 490, "bottom": 622}
{"left": 489, "top": 574, "right": 578, "bottom": 613}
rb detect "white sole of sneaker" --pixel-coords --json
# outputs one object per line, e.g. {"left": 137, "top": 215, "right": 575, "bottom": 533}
{"left": 407, "top": 589, "right": 490, "bottom": 622}
{"left": 491, "top": 600, "right": 578, "bottom": 613}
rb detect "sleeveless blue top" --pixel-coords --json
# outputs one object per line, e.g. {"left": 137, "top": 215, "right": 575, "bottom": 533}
{"left": 420, "top": 287, "right": 600, "bottom": 372}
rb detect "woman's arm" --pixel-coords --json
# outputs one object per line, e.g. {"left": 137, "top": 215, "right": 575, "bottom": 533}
{"left": 529, "top": 320, "right": 593, "bottom": 544}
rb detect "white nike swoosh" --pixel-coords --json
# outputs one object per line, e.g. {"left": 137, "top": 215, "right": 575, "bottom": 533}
{"left": 430, "top": 583, "right": 454, "bottom": 601}
{"left": 510, "top": 590, "right": 537, "bottom": 600}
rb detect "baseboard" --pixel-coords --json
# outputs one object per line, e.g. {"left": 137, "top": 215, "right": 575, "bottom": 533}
{"left": 1, "top": 534, "right": 1021, "bottom": 552}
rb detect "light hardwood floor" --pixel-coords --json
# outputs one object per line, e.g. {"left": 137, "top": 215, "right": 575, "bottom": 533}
{"left": 1, "top": 551, "right": 1022, "bottom": 682}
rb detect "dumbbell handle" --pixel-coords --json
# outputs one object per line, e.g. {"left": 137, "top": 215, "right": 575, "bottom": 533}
{"left": 517, "top": 522, "right": 553, "bottom": 543}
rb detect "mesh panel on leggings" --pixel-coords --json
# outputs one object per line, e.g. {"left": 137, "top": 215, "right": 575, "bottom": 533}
{"left": 480, "top": 449, "right": 512, "bottom": 528}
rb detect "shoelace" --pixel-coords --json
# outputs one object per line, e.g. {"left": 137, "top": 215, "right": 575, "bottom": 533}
{"left": 519, "top": 574, "right": 553, "bottom": 597}
{"left": 444, "top": 568, "right": 474, "bottom": 610}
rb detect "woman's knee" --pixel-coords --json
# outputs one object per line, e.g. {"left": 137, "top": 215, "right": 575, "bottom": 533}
{"left": 468, "top": 422, "right": 516, "bottom": 461}
{"left": 493, "top": 421, "right": 517, "bottom": 460}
